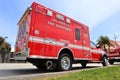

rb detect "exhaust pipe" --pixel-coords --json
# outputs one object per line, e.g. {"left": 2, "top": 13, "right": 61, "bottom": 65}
{"left": 46, "top": 61, "right": 53, "bottom": 69}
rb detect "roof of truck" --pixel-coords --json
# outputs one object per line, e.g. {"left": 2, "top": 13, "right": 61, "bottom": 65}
{"left": 18, "top": 2, "right": 89, "bottom": 29}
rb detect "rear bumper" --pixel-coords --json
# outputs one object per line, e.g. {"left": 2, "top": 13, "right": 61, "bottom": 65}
{"left": 108, "top": 57, "right": 120, "bottom": 62}
{"left": 9, "top": 50, "right": 28, "bottom": 61}
{"left": 108, "top": 57, "right": 120, "bottom": 59}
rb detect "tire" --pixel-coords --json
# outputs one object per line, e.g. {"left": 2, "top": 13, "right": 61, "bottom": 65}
{"left": 102, "top": 56, "right": 108, "bottom": 66}
{"left": 81, "top": 63, "right": 87, "bottom": 68}
{"left": 57, "top": 54, "right": 72, "bottom": 71}
{"left": 109, "top": 60, "right": 114, "bottom": 65}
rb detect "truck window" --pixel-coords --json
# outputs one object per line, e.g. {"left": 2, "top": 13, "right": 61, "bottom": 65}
{"left": 75, "top": 28, "right": 80, "bottom": 40}
{"left": 90, "top": 41, "right": 96, "bottom": 47}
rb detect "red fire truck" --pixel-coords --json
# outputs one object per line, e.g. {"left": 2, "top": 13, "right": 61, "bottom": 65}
{"left": 14, "top": 2, "right": 108, "bottom": 71}
{"left": 108, "top": 48, "right": 120, "bottom": 65}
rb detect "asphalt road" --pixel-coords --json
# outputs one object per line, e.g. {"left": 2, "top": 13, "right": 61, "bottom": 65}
{"left": 0, "top": 63, "right": 119, "bottom": 80}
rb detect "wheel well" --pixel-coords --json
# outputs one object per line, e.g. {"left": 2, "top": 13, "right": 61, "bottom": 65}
{"left": 58, "top": 48, "right": 74, "bottom": 61}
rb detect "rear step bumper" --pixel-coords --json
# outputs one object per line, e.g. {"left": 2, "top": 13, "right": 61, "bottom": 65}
{"left": 9, "top": 50, "right": 28, "bottom": 61}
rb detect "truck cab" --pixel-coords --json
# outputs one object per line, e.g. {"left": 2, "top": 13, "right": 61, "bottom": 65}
{"left": 90, "top": 41, "right": 108, "bottom": 66}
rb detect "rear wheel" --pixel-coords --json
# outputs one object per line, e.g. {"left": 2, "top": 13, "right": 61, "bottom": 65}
{"left": 57, "top": 54, "right": 72, "bottom": 71}
{"left": 102, "top": 56, "right": 108, "bottom": 66}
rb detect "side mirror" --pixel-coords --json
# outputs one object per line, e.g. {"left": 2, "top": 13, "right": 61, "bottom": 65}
{"left": 96, "top": 44, "right": 101, "bottom": 48}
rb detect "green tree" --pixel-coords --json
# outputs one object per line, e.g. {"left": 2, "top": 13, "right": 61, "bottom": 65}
{"left": 97, "top": 36, "right": 111, "bottom": 52}
{"left": 0, "top": 36, "right": 4, "bottom": 45}
{"left": 0, "top": 36, "right": 11, "bottom": 63}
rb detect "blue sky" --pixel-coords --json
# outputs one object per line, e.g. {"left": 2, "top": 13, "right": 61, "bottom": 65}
{"left": 0, "top": 0, "right": 120, "bottom": 48}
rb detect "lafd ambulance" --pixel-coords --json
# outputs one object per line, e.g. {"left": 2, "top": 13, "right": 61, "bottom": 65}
{"left": 14, "top": 2, "right": 108, "bottom": 71}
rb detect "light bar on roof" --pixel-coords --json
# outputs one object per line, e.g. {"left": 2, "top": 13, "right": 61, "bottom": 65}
{"left": 66, "top": 18, "right": 70, "bottom": 23}
{"left": 56, "top": 14, "right": 64, "bottom": 20}
{"left": 47, "top": 10, "right": 53, "bottom": 16}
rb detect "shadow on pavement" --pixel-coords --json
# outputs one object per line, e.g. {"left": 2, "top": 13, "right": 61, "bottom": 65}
{"left": 0, "top": 65, "right": 101, "bottom": 77}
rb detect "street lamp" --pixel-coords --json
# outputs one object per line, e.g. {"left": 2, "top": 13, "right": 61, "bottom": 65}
{"left": 114, "top": 34, "right": 117, "bottom": 42}
{"left": 5, "top": 36, "right": 8, "bottom": 39}
{"left": 113, "top": 34, "right": 120, "bottom": 48}
{"left": 4, "top": 36, "right": 8, "bottom": 42}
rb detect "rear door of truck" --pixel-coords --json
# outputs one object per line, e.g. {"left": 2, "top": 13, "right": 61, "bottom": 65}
{"left": 16, "top": 8, "right": 32, "bottom": 53}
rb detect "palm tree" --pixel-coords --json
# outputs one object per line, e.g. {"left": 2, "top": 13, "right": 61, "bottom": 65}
{"left": 0, "top": 36, "right": 5, "bottom": 62}
{"left": 0, "top": 36, "right": 4, "bottom": 45}
{"left": 0, "top": 36, "right": 11, "bottom": 63}
{"left": 97, "top": 36, "right": 111, "bottom": 52}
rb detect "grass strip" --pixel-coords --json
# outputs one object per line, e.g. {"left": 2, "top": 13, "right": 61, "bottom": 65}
{"left": 34, "top": 65, "right": 120, "bottom": 80}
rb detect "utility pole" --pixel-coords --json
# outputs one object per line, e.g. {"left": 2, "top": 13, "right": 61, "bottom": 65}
{"left": 114, "top": 34, "right": 117, "bottom": 41}
{"left": 114, "top": 34, "right": 118, "bottom": 48}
